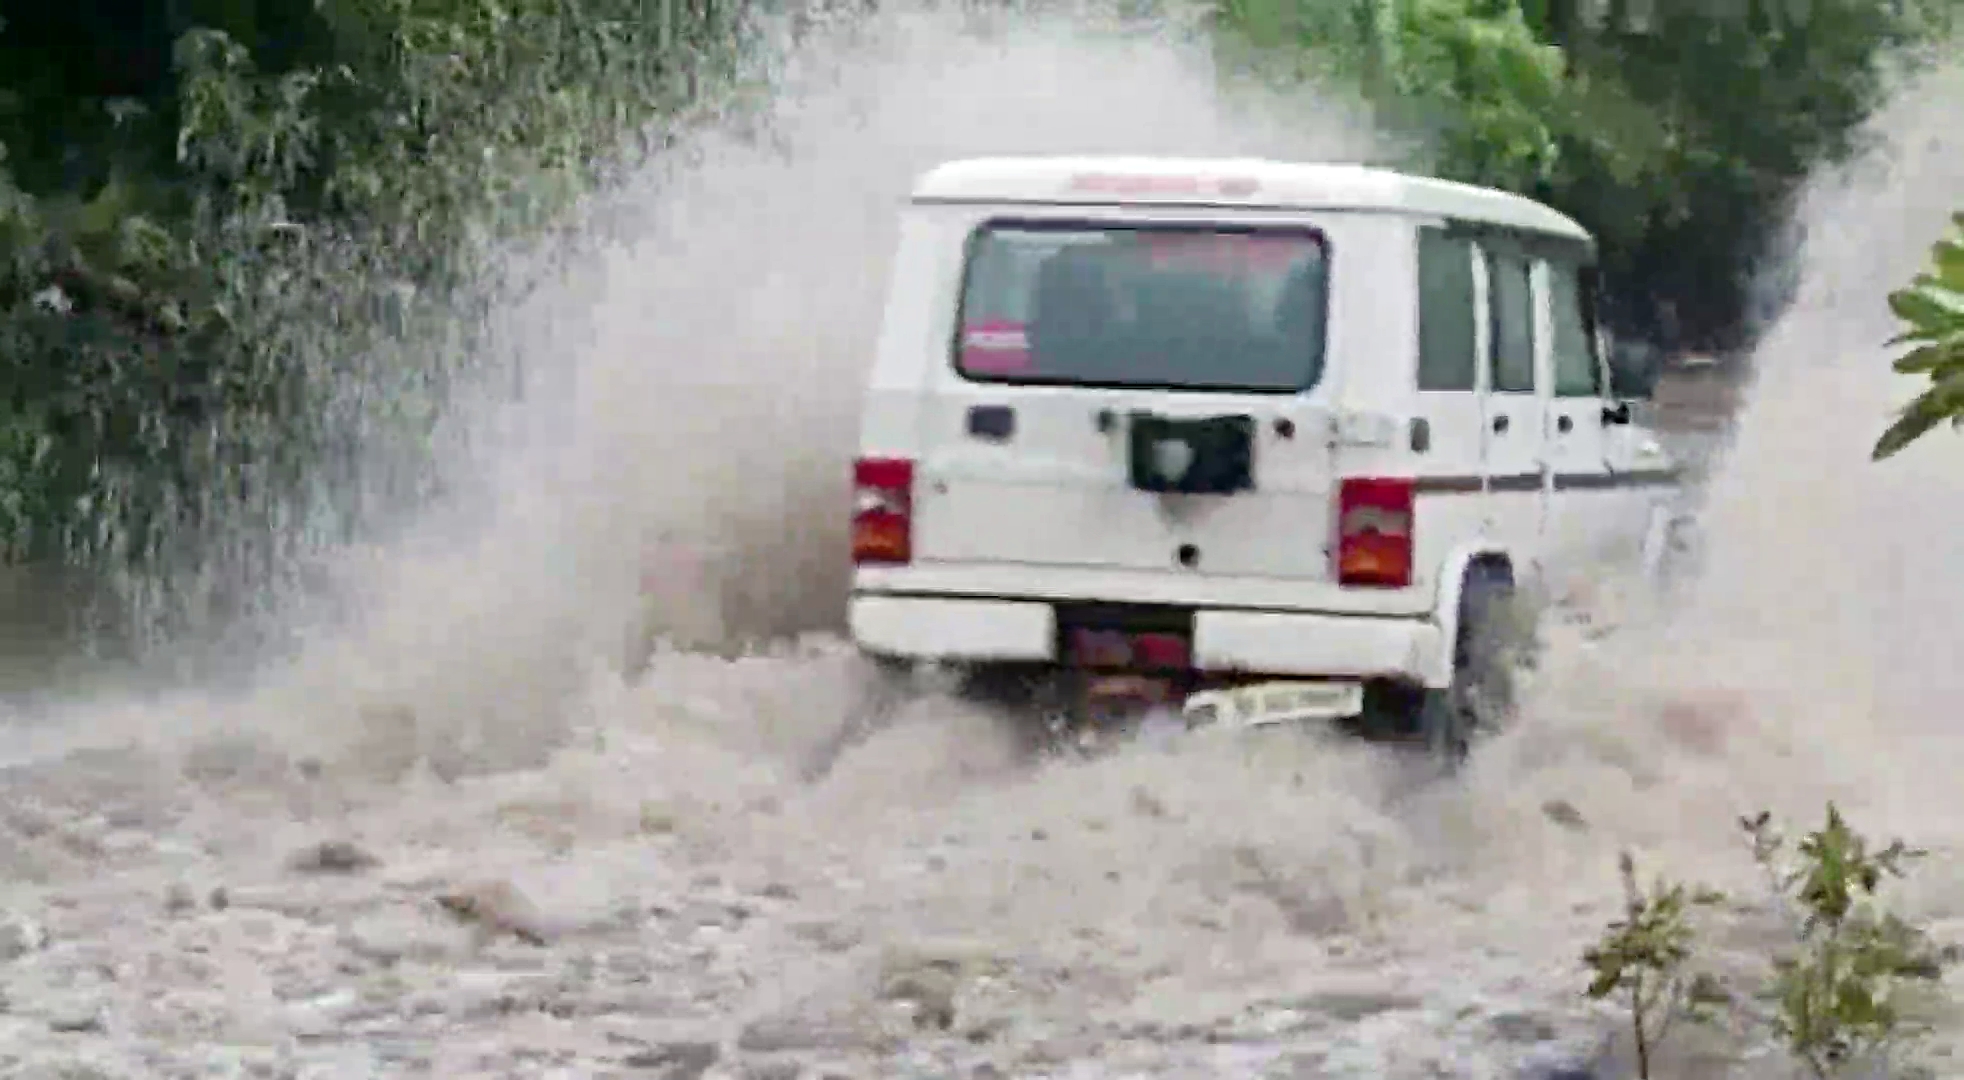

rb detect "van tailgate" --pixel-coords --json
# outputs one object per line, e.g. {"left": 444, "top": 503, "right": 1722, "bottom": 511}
{"left": 912, "top": 388, "right": 1338, "bottom": 581}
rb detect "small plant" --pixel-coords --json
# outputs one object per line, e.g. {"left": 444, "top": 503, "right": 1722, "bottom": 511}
{"left": 1742, "top": 804, "right": 1948, "bottom": 1078}
{"left": 1583, "top": 850, "right": 1731, "bottom": 1078}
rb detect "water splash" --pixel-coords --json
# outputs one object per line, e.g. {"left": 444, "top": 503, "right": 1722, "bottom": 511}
{"left": 0, "top": 7, "right": 1959, "bottom": 1077}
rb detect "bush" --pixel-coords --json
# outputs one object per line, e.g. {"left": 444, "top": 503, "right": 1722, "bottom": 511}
{"left": 1583, "top": 804, "right": 1950, "bottom": 1078}
{"left": 1743, "top": 805, "right": 1947, "bottom": 1078}
{"left": 1212, "top": 0, "right": 1949, "bottom": 352}
{"left": 0, "top": 0, "right": 761, "bottom": 649}
{"left": 1582, "top": 851, "right": 1731, "bottom": 1078}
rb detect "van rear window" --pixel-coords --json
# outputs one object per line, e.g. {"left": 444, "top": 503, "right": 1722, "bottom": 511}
{"left": 953, "top": 221, "right": 1329, "bottom": 393}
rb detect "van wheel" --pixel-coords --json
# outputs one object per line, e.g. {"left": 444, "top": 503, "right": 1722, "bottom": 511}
{"left": 1420, "top": 564, "right": 1520, "bottom": 772}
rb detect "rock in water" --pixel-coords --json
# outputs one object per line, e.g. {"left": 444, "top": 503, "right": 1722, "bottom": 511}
{"left": 286, "top": 839, "right": 380, "bottom": 875}
{"left": 434, "top": 880, "right": 552, "bottom": 947}
{"left": 0, "top": 911, "right": 47, "bottom": 961}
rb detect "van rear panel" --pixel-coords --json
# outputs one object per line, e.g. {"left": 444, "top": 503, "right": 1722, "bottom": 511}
{"left": 860, "top": 200, "right": 1438, "bottom": 614}
{"left": 912, "top": 388, "right": 1338, "bottom": 580}
{"left": 911, "top": 215, "right": 1340, "bottom": 583}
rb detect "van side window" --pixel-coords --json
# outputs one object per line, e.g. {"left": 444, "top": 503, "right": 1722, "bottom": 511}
{"left": 1484, "top": 247, "right": 1536, "bottom": 394}
{"left": 1546, "top": 259, "right": 1604, "bottom": 397}
{"left": 1415, "top": 228, "right": 1476, "bottom": 391}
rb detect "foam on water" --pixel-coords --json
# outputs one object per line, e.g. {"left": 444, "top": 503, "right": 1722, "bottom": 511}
{"left": 188, "top": 4, "right": 1394, "bottom": 778}
{"left": 1, "top": 6, "right": 1961, "bottom": 1076}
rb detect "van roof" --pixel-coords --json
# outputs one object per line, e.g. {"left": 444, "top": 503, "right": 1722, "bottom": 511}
{"left": 911, "top": 156, "right": 1592, "bottom": 244}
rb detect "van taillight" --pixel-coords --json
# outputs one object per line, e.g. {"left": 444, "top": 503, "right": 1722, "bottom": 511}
{"left": 851, "top": 457, "right": 914, "bottom": 566}
{"left": 1335, "top": 477, "right": 1415, "bottom": 588}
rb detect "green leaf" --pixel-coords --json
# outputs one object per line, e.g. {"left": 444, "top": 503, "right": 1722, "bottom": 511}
{"left": 1932, "top": 238, "right": 1964, "bottom": 285}
{"left": 1888, "top": 280, "right": 1964, "bottom": 332}
{"left": 1877, "top": 217, "right": 1964, "bottom": 457}
{"left": 1890, "top": 340, "right": 1964, "bottom": 376}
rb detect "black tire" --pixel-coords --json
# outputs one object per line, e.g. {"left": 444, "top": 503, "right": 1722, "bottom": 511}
{"left": 1420, "top": 562, "right": 1520, "bottom": 773}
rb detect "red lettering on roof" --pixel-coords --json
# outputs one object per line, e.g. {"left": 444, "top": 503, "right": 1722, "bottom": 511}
{"left": 1139, "top": 231, "right": 1313, "bottom": 273}
{"left": 1067, "top": 173, "right": 1261, "bottom": 198}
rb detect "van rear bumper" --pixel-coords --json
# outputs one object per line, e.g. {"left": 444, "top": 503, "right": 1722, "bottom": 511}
{"left": 848, "top": 592, "right": 1448, "bottom": 688}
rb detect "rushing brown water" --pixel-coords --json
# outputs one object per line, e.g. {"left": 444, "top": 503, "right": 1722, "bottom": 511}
{"left": 0, "top": 10, "right": 1958, "bottom": 1079}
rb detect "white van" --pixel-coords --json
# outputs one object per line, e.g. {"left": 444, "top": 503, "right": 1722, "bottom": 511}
{"left": 845, "top": 156, "right": 1681, "bottom": 767}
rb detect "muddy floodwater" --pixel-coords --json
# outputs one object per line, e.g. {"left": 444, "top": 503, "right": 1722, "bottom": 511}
{"left": 0, "top": 12, "right": 1960, "bottom": 1080}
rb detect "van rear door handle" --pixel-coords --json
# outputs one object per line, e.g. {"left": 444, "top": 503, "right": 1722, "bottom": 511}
{"left": 966, "top": 404, "right": 1015, "bottom": 441}
{"left": 1491, "top": 414, "right": 1510, "bottom": 434}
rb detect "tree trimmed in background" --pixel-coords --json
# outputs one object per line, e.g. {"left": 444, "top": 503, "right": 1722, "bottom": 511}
{"left": 1214, "top": 0, "right": 1953, "bottom": 352}
{"left": 0, "top": 0, "right": 755, "bottom": 647}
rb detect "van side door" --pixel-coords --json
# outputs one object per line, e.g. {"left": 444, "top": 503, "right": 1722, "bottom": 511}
{"left": 1411, "top": 226, "right": 1489, "bottom": 538}
{"left": 1591, "top": 270, "right": 1682, "bottom": 568}
{"left": 1537, "top": 253, "right": 1617, "bottom": 573}
{"left": 1475, "top": 236, "right": 1547, "bottom": 561}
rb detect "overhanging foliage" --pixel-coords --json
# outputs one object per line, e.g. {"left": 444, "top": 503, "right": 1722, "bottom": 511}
{"left": 1874, "top": 212, "right": 1964, "bottom": 461}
